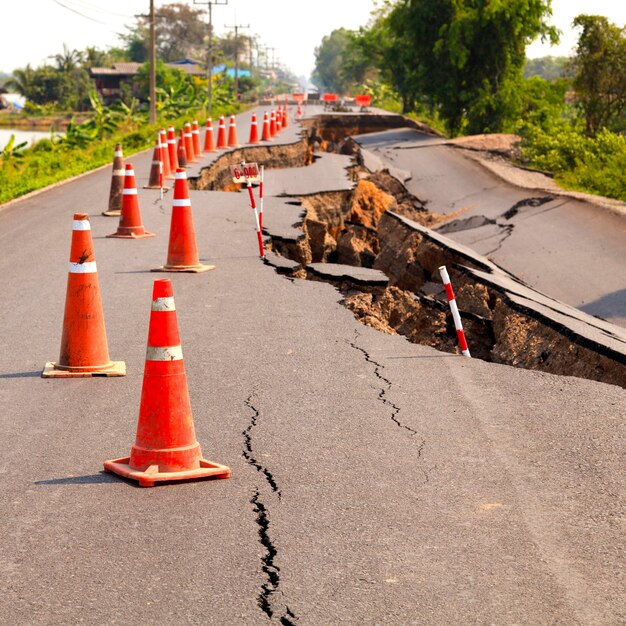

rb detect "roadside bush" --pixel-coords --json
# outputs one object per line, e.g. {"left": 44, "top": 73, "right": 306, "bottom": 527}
{"left": 0, "top": 101, "right": 239, "bottom": 204}
{"left": 520, "top": 124, "right": 626, "bottom": 201}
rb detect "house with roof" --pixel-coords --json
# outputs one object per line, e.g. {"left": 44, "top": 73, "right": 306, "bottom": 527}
{"left": 90, "top": 59, "right": 206, "bottom": 103}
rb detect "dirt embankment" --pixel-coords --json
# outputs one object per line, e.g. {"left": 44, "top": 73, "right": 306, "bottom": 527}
{"left": 192, "top": 114, "right": 626, "bottom": 389}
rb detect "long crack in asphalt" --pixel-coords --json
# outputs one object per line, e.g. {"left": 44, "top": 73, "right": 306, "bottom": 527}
{"left": 243, "top": 392, "right": 297, "bottom": 623}
{"left": 435, "top": 195, "right": 556, "bottom": 256}
{"left": 243, "top": 393, "right": 281, "bottom": 497}
{"left": 348, "top": 331, "right": 433, "bottom": 483}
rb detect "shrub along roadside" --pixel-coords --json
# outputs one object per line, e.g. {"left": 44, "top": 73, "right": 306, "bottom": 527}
{"left": 519, "top": 124, "right": 626, "bottom": 202}
{"left": 0, "top": 103, "right": 240, "bottom": 206}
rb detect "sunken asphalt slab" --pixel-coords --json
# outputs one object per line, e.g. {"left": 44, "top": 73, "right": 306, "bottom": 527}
{"left": 356, "top": 128, "right": 626, "bottom": 329}
{"left": 0, "top": 108, "right": 625, "bottom": 625}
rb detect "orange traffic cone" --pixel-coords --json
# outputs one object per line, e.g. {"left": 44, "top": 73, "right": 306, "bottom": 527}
{"left": 183, "top": 122, "right": 198, "bottom": 163}
{"left": 282, "top": 105, "right": 288, "bottom": 129}
{"left": 248, "top": 113, "right": 259, "bottom": 144}
{"left": 216, "top": 115, "right": 228, "bottom": 149}
{"left": 275, "top": 108, "right": 282, "bottom": 133}
{"left": 159, "top": 129, "right": 173, "bottom": 179}
{"left": 107, "top": 164, "right": 155, "bottom": 239}
{"left": 296, "top": 101, "right": 303, "bottom": 117}
{"left": 152, "top": 168, "right": 214, "bottom": 273}
{"left": 177, "top": 129, "right": 188, "bottom": 168}
{"left": 103, "top": 278, "right": 230, "bottom": 487}
{"left": 167, "top": 126, "right": 179, "bottom": 171}
{"left": 227, "top": 115, "right": 239, "bottom": 147}
{"left": 144, "top": 137, "right": 168, "bottom": 190}
{"left": 203, "top": 117, "right": 216, "bottom": 153}
{"left": 192, "top": 119, "right": 202, "bottom": 156}
{"left": 43, "top": 213, "right": 125, "bottom": 378}
{"left": 261, "top": 112, "right": 271, "bottom": 141}
{"left": 102, "top": 143, "right": 125, "bottom": 216}
{"left": 269, "top": 110, "right": 277, "bottom": 137}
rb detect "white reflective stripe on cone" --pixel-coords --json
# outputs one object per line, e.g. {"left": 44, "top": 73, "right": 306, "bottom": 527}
{"left": 174, "top": 171, "right": 187, "bottom": 179}
{"left": 114, "top": 150, "right": 123, "bottom": 157}
{"left": 123, "top": 189, "right": 138, "bottom": 195}
{"left": 72, "top": 220, "right": 91, "bottom": 231}
{"left": 172, "top": 199, "right": 191, "bottom": 206}
{"left": 146, "top": 345, "right": 183, "bottom": 361}
{"left": 151, "top": 297, "right": 176, "bottom": 311}
{"left": 113, "top": 169, "right": 125, "bottom": 176}
{"left": 69, "top": 261, "right": 97, "bottom": 273}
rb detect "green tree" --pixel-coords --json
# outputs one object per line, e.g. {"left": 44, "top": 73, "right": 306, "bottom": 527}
{"left": 120, "top": 3, "right": 206, "bottom": 63}
{"left": 383, "top": 0, "right": 558, "bottom": 135}
{"left": 53, "top": 44, "right": 83, "bottom": 73}
{"left": 524, "top": 56, "right": 570, "bottom": 80}
{"left": 570, "top": 15, "right": 626, "bottom": 135}
{"left": 4, "top": 65, "right": 36, "bottom": 98}
{"left": 118, "top": 27, "right": 149, "bottom": 62}
{"left": 136, "top": 60, "right": 184, "bottom": 101}
{"left": 312, "top": 28, "right": 353, "bottom": 93}
{"left": 516, "top": 76, "right": 571, "bottom": 132}
{"left": 52, "top": 44, "right": 92, "bottom": 110}
{"left": 7, "top": 66, "right": 68, "bottom": 107}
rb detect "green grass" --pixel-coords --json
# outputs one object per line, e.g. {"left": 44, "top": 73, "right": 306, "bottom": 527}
{"left": 0, "top": 105, "right": 239, "bottom": 205}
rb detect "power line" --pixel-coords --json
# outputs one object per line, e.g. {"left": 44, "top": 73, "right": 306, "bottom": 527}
{"left": 52, "top": 0, "right": 109, "bottom": 24}
{"left": 64, "top": 0, "right": 134, "bottom": 19}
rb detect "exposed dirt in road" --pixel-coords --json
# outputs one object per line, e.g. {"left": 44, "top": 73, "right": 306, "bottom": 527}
{"left": 192, "top": 114, "right": 626, "bottom": 388}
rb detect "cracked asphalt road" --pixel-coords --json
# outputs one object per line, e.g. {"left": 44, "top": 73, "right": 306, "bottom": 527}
{"left": 356, "top": 129, "right": 626, "bottom": 328}
{"left": 0, "top": 108, "right": 625, "bottom": 624}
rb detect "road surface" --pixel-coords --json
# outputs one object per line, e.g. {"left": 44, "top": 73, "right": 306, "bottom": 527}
{"left": 0, "top": 107, "right": 625, "bottom": 625}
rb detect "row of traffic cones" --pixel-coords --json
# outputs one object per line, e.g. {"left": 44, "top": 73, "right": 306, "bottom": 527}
{"left": 103, "top": 110, "right": 291, "bottom": 214}
{"left": 52, "top": 109, "right": 288, "bottom": 486}
{"left": 45, "top": 165, "right": 211, "bottom": 378}
{"left": 44, "top": 170, "right": 226, "bottom": 486}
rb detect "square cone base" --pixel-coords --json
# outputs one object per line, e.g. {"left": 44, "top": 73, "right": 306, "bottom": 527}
{"left": 106, "top": 231, "right": 156, "bottom": 239}
{"left": 143, "top": 185, "right": 170, "bottom": 190}
{"left": 151, "top": 264, "right": 215, "bottom": 273}
{"left": 42, "top": 360, "right": 126, "bottom": 378}
{"left": 103, "top": 457, "right": 231, "bottom": 487}
{"left": 102, "top": 209, "right": 121, "bottom": 217}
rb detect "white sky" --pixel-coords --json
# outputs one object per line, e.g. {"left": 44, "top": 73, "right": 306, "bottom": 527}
{"left": 1, "top": 1, "right": 625, "bottom": 78}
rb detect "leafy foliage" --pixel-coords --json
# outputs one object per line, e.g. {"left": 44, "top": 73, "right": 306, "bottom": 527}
{"left": 0, "top": 134, "right": 28, "bottom": 162}
{"left": 570, "top": 15, "right": 626, "bottom": 135}
{"left": 312, "top": 29, "right": 359, "bottom": 94}
{"left": 521, "top": 124, "right": 626, "bottom": 201}
{"left": 121, "top": 3, "right": 207, "bottom": 62}
{"left": 524, "top": 56, "right": 570, "bottom": 80}
{"left": 6, "top": 44, "right": 93, "bottom": 111}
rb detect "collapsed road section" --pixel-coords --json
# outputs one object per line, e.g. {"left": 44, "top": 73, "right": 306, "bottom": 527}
{"left": 192, "top": 113, "right": 626, "bottom": 389}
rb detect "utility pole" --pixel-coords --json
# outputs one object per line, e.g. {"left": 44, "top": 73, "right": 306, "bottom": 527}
{"left": 248, "top": 34, "right": 256, "bottom": 101}
{"left": 194, "top": 0, "right": 228, "bottom": 116}
{"left": 149, "top": 0, "right": 156, "bottom": 124}
{"left": 248, "top": 35, "right": 254, "bottom": 78}
{"left": 267, "top": 47, "right": 276, "bottom": 71}
{"left": 224, "top": 21, "right": 249, "bottom": 101}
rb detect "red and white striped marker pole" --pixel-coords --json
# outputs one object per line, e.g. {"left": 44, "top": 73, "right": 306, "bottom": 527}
{"left": 439, "top": 265, "right": 471, "bottom": 357}
{"left": 241, "top": 162, "right": 264, "bottom": 259}
{"left": 259, "top": 165, "right": 264, "bottom": 231}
